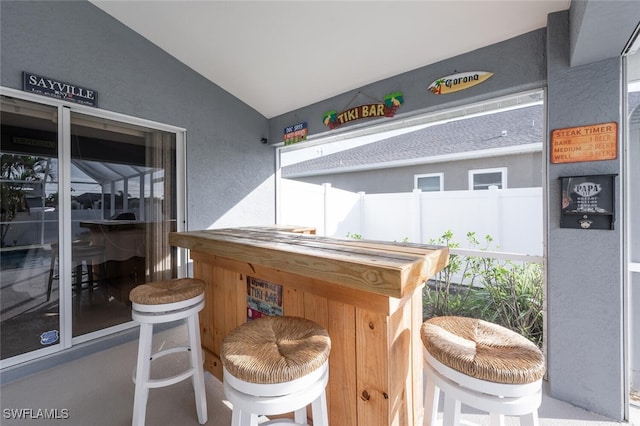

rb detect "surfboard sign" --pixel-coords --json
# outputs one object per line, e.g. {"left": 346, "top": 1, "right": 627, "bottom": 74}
{"left": 427, "top": 71, "right": 493, "bottom": 95}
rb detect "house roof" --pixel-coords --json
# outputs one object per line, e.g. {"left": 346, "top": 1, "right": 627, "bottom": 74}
{"left": 282, "top": 104, "right": 544, "bottom": 177}
{"left": 283, "top": 91, "right": 640, "bottom": 178}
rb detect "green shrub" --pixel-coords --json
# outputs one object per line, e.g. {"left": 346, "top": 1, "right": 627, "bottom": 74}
{"left": 423, "top": 230, "right": 544, "bottom": 347}
{"left": 474, "top": 261, "right": 544, "bottom": 347}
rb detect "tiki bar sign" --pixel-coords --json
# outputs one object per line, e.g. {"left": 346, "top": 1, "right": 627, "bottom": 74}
{"left": 428, "top": 71, "right": 493, "bottom": 95}
{"left": 322, "top": 92, "right": 404, "bottom": 130}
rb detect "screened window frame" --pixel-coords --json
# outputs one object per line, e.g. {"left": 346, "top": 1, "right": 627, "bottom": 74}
{"left": 468, "top": 167, "right": 507, "bottom": 190}
{"left": 414, "top": 172, "right": 444, "bottom": 192}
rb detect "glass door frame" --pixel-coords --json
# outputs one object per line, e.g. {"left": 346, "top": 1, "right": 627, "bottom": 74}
{"left": 0, "top": 86, "right": 188, "bottom": 368}
{"left": 624, "top": 53, "right": 640, "bottom": 418}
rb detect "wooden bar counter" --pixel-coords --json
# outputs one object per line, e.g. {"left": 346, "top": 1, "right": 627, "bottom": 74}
{"left": 169, "top": 226, "right": 449, "bottom": 426}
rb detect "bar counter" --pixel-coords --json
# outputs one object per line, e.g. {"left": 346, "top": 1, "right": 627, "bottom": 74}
{"left": 169, "top": 226, "right": 449, "bottom": 426}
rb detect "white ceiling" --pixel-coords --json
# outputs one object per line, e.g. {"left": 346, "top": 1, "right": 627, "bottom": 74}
{"left": 90, "top": 1, "right": 570, "bottom": 119}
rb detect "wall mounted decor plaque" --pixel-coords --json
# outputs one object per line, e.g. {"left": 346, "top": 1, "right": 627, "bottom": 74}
{"left": 560, "top": 174, "right": 616, "bottom": 230}
{"left": 551, "top": 122, "right": 617, "bottom": 163}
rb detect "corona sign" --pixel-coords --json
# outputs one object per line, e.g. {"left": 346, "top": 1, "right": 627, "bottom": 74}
{"left": 428, "top": 71, "right": 493, "bottom": 95}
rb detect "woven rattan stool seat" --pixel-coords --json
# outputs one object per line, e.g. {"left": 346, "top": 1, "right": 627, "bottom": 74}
{"left": 421, "top": 316, "right": 544, "bottom": 385}
{"left": 129, "top": 278, "right": 205, "bottom": 305}
{"left": 221, "top": 316, "right": 331, "bottom": 384}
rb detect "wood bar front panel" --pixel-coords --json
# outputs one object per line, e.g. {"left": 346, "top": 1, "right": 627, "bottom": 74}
{"left": 191, "top": 251, "right": 425, "bottom": 426}
{"left": 173, "top": 228, "right": 448, "bottom": 426}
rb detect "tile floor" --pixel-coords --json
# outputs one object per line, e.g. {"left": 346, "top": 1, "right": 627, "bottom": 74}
{"left": 1, "top": 324, "right": 638, "bottom": 426}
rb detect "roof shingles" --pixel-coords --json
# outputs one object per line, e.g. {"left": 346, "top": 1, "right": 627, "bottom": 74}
{"left": 283, "top": 105, "right": 544, "bottom": 176}
{"left": 284, "top": 93, "right": 640, "bottom": 177}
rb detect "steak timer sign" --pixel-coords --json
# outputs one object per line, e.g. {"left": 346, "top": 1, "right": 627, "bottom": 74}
{"left": 560, "top": 174, "right": 616, "bottom": 230}
{"left": 551, "top": 122, "right": 617, "bottom": 164}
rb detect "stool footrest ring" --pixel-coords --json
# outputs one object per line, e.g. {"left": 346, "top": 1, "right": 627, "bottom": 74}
{"left": 132, "top": 346, "right": 200, "bottom": 389}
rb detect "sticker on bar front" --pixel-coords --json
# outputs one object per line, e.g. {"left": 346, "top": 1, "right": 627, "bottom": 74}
{"left": 40, "top": 330, "right": 59, "bottom": 345}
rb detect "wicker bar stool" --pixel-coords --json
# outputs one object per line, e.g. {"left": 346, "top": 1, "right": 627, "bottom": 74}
{"left": 221, "top": 316, "right": 331, "bottom": 426}
{"left": 129, "top": 278, "right": 208, "bottom": 426}
{"left": 420, "top": 316, "right": 545, "bottom": 426}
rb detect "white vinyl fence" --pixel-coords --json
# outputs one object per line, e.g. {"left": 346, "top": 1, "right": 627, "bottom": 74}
{"left": 280, "top": 179, "right": 543, "bottom": 256}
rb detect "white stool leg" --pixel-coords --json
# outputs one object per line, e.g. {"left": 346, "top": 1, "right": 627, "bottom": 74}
{"left": 132, "top": 323, "right": 153, "bottom": 426}
{"left": 230, "top": 407, "right": 241, "bottom": 426}
{"left": 240, "top": 411, "right": 258, "bottom": 426}
{"left": 442, "top": 394, "right": 461, "bottom": 426}
{"left": 490, "top": 412, "right": 505, "bottom": 426}
{"left": 233, "top": 406, "right": 259, "bottom": 426}
{"left": 187, "top": 313, "right": 207, "bottom": 424}
{"left": 311, "top": 391, "right": 328, "bottom": 426}
{"left": 520, "top": 411, "right": 539, "bottom": 426}
{"left": 294, "top": 407, "right": 307, "bottom": 423}
{"left": 424, "top": 376, "right": 440, "bottom": 426}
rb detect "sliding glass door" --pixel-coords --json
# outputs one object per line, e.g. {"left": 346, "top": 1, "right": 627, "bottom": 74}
{"left": 1, "top": 93, "right": 184, "bottom": 366}
{"left": 68, "top": 112, "right": 178, "bottom": 338}
{"left": 1, "top": 97, "right": 60, "bottom": 360}
{"left": 627, "top": 52, "right": 640, "bottom": 408}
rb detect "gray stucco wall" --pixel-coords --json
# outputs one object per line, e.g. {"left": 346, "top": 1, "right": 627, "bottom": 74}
{"left": 0, "top": 1, "right": 275, "bottom": 232}
{"left": 269, "top": 29, "right": 546, "bottom": 145}
{"left": 569, "top": 0, "right": 640, "bottom": 68}
{"left": 546, "top": 10, "right": 624, "bottom": 419}
{"left": 291, "top": 152, "right": 542, "bottom": 194}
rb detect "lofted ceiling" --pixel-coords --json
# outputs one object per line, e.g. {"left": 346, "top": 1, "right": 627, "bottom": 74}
{"left": 89, "top": 1, "right": 570, "bottom": 119}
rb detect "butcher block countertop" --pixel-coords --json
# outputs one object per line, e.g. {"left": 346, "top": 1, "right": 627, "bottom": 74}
{"left": 169, "top": 226, "right": 449, "bottom": 299}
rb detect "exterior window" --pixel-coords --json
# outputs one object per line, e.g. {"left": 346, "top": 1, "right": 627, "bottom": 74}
{"left": 415, "top": 173, "right": 443, "bottom": 192}
{"left": 469, "top": 168, "right": 507, "bottom": 190}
